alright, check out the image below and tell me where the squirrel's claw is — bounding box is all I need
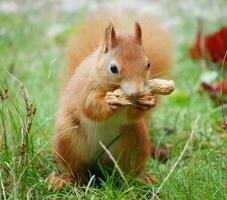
[105,92,131,109]
[143,175,157,184]
[47,172,75,189]
[136,95,156,110]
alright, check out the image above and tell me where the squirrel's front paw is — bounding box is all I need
[105,91,131,110]
[135,94,156,111]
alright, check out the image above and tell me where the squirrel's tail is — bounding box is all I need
[63,9,174,86]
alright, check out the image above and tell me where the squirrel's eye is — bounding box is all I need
[147,62,151,69]
[110,63,118,74]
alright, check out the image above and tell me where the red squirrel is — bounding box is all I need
[53,10,173,182]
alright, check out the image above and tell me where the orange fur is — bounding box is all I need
[54,9,173,179]
[63,10,173,86]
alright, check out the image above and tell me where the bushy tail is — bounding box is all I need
[63,9,174,86]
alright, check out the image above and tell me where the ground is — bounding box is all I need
[0,0,227,199]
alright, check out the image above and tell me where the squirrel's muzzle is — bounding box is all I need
[121,80,144,97]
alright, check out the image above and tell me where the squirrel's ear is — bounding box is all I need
[104,23,117,53]
[134,21,142,45]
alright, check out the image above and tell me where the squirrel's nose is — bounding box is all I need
[121,81,144,96]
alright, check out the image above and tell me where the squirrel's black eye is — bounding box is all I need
[147,62,151,69]
[110,63,118,74]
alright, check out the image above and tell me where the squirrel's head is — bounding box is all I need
[97,22,151,97]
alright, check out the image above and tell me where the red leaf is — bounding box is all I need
[211,80,227,94]
[150,146,169,160]
[190,26,227,65]
[201,80,227,103]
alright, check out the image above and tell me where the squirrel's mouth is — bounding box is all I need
[121,80,144,97]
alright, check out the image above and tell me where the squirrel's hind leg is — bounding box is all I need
[53,110,90,180]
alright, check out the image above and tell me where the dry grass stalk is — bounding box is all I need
[0,88,8,101]
[151,115,200,200]
[20,85,36,135]
[7,71,36,160]
[99,141,128,185]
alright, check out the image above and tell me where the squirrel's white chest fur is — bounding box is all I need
[82,110,128,161]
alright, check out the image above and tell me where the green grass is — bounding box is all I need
[0,1,227,199]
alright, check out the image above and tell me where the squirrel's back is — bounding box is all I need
[63,9,173,87]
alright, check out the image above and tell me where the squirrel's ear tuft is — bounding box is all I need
[104,23,117,53]
[134,21,142,45]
